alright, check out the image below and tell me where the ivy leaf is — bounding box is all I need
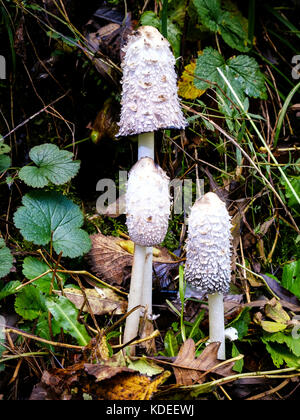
[15,285,46,321]
[14,191,91,258]
[282,260,300,299]
[193,0,249,52]
[22,256,67,294]
[45,296,90,346]
[0,239,13,279]
[19,143,81,188]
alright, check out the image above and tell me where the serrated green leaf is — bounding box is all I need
[263,341,300,368]
[22,256,67,294]
[15,285,46,321]
[14,191,91,258]
[45,296,90,346]
[0,239,13,279]
[0,155,11,173]
[282,260,300,299]
[264,332,300,357]
[193,0,249,52]
[0,281,21,300]
[19,143,80,188]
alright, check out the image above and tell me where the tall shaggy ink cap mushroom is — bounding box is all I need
[185,192,232,294]
[126,157,170,246]
[117,26,188,136]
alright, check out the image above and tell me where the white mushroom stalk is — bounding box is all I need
[184,193,232,360]
[123,157,171,346]
[117,26,187,350]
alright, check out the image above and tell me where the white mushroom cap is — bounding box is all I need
[117,26,188,136]
[185,192,232,294]
[126,157,170,246]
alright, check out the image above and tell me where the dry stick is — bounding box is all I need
[246,379,290,400]
[182,104,300,235]
[3,327,84,350]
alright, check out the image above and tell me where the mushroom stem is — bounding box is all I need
[138,132,155,160]
[141,246,153,318]
[123,244,146,352]
[137,132,155,325]
[208,292,226,360]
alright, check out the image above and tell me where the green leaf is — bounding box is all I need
[0,155,11,173]
[263,341,300,368]
[19,143,80,188]
[230,307,251,339]
[281,176,300,208]
[193,0,249,52]
[164,329,179,357]
[45,296,90,346]
[262,332,300,368]
[127,356,164,376]
[15,285,46,321]
[14,191,91,258]
[282,260,300,299]
[261,321,287,333]
[0,138,11,155]
[35,312,61,345]
[22,256,67,294]
[0,239,13,279]
[232,343,244,373]
[0,281,21,300]
[195,48,267,101]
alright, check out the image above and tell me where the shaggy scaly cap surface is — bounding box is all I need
[185,192,232,294]
[126,157,170,246]
[117,26,188,136]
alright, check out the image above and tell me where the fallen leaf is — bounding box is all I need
[87,233,176,286]
[265,299,290,323]
[89,371,170,400]
[173,339,235,385]
[178,61,206,100]
[84,364,133,382]
[54,287,127,315]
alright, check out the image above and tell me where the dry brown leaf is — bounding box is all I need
[173,339,235,385]
[87,233,176,286]
[54,287,127,315]
[84,364,133,382]
[87,234,133,285]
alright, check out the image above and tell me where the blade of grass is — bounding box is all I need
[161,0,168,38]
[264,5,300,40]
[274,81,300,148]
[217,67,300,206]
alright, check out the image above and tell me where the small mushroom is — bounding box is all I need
[185,192,232,360]
[118,26,187,351]
[123,157,170,346]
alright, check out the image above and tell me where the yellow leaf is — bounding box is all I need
[178,61,206,100]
